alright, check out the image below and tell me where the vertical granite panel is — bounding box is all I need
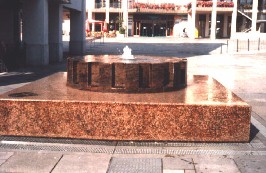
[168,63,174,87]
[150,63,168,89]
[139,64,150,88]
[99,63,112,88]
[87,62,92,85]
[91,62,100,87]
[180,59,187,87]
[66,58,73,84]
[77,62,88,88]
[125,64,139,91]
[163,63,170,86]
[72,60,78,84]
[114,63,126,88]
[173,62,181,88]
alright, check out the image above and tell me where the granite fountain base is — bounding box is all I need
[0,72,251,142]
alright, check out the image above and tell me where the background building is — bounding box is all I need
[86,0,266,39]
[86,0,190,37]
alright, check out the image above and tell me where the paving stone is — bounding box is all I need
[252,116,266,138]
[52,153,111,173]
[0,160,6,165]
[193,155,240,173]
[0,152,61,173]
[185,170,196,173]
[234,156,266,173]
[163,170,184,173]
[107,157,162,173]
[0,152,13,160]
[163,158,194,170]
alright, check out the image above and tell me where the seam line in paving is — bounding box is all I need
[49,154,63,173]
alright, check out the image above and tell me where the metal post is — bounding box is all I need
[258,38,260,51]
[220,43,223,54]
[237,39,239,52]
[248,39,250,51]
[227,40,229,53]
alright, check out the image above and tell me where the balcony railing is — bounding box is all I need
[110,2,121,8]
[95,3,105,8]
[95,2,122,9]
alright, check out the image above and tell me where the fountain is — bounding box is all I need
[66,46,187,93]
[122,45,134,60]
[0,46,251,142]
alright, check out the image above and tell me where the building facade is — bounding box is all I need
[87,0,266,39]
[86,0,190,37]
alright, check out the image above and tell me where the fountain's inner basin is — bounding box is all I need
[67,55,187,93]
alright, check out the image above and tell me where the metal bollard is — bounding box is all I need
[258,38,260,51]
[237,39,239,52]
[227,40,229,53]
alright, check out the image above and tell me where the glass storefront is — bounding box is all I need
[133,14,174,37]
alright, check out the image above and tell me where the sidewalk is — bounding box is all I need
[0,37,266,173]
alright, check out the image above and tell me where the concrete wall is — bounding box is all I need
[0,0,86,67]
[23,0,49,65]
[69,0,86,55]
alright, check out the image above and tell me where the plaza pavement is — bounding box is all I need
[0,37,266,173]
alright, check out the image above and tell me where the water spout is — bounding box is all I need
[122,45,134,60]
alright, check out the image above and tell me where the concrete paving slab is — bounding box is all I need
[234,156,266,173]
[107,157,162,173]
[0,152,13,160]
[185,170,196,173]
[163,158,194,170]
[252,116,266,138]
[250,137,266,149]
[0,160,6,165]
[164,170,184,173]
[257,132,266,147]
[52,153,111,173]
[0,152,62,173]
[193,155,240,173]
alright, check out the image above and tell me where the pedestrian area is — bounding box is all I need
[0,37,266,173]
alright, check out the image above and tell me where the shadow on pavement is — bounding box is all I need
[0,61,66,87]
[250,123,260,142]
[86,42,224,57]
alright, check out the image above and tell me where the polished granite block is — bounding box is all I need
[125,63,139,91]
[67,55,187,92]
[0,73,251,142]
[114,63,126,88]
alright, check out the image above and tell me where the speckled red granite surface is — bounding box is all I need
[0,73,251,142]
[66,56,187,92]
